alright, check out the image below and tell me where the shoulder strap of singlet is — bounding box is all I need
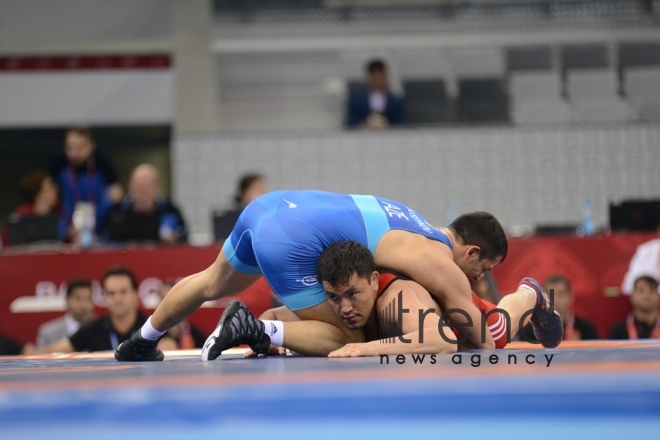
[377,270,408,298]
[436,229,453,249]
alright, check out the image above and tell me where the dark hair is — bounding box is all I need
[102,266,138,291]
[20,171,50,203]
[66,126,93,140]
[634,275,659,292]
[234,173,264,204]
[317,241,375,287]
[66,278,93,298]
[367,59,386,74]
[449,211,508,262]
[545,274,571,292]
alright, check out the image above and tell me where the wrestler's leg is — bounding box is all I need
[117,247,261,362]
[283,301,365,356]
[246,303,364,357]
[495,285,535,338]
[151,249,261,331]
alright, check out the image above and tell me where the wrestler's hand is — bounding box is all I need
[328,343,379,358]
[244,345,286,358]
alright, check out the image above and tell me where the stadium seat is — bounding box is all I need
[619,42,660,69]
[510,71,570,124]
[403,79,455,124]
[507,46,553,72]
[561,44,609,70]
[567,69,637,122]
[624,67,660,121]
[457,78,510,123]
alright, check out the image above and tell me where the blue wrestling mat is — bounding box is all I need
[1,341,660,440]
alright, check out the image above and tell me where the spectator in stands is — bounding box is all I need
[213,173,267,241]
[545,275,598,340]
[1,171,65,245]
[609,275,660,340]
[235,173,267,210]
[346,59,405,129]
[0,334,23,356]
[32,266,168,353]
[49,127,123,242]
[36,279,95,347]
[154,279,207,350]
[100,164,188,244]
[520,275,598,341]
[621,230,660,295]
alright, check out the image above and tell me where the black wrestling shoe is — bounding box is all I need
[520,277,563,348]
[201,300,271,361]
[115,331,164,362]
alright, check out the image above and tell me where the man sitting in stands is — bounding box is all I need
[100,164,188,244]
[610,275,659,340]
[36,278,95,347]
[32,266,172,353]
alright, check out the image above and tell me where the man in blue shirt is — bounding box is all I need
[346,59,406,129]
[100,164,187,244]
[49,127,123,241]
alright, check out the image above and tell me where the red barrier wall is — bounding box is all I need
[491,232,657,339]
[0,245,273,345]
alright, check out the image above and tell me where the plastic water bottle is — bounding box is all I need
[581,199,596,236]
[80,224,93,248]
[73,202,96,248]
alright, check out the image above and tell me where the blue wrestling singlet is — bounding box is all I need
[222,190,452,310]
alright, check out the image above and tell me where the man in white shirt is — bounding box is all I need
[622,236,660,295]
[36,279,95,347]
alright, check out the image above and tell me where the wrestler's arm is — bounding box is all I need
[329,280,457,357]
[374,231,495,349]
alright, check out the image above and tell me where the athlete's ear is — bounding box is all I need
[466,246,481,260]
[370,271,380,287]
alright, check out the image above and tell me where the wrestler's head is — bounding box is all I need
[448,211,507,282]
[317,241,379,330]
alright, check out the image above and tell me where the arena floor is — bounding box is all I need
[1,341,659,440]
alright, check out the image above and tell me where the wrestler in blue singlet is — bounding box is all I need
[222,190,452,310]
